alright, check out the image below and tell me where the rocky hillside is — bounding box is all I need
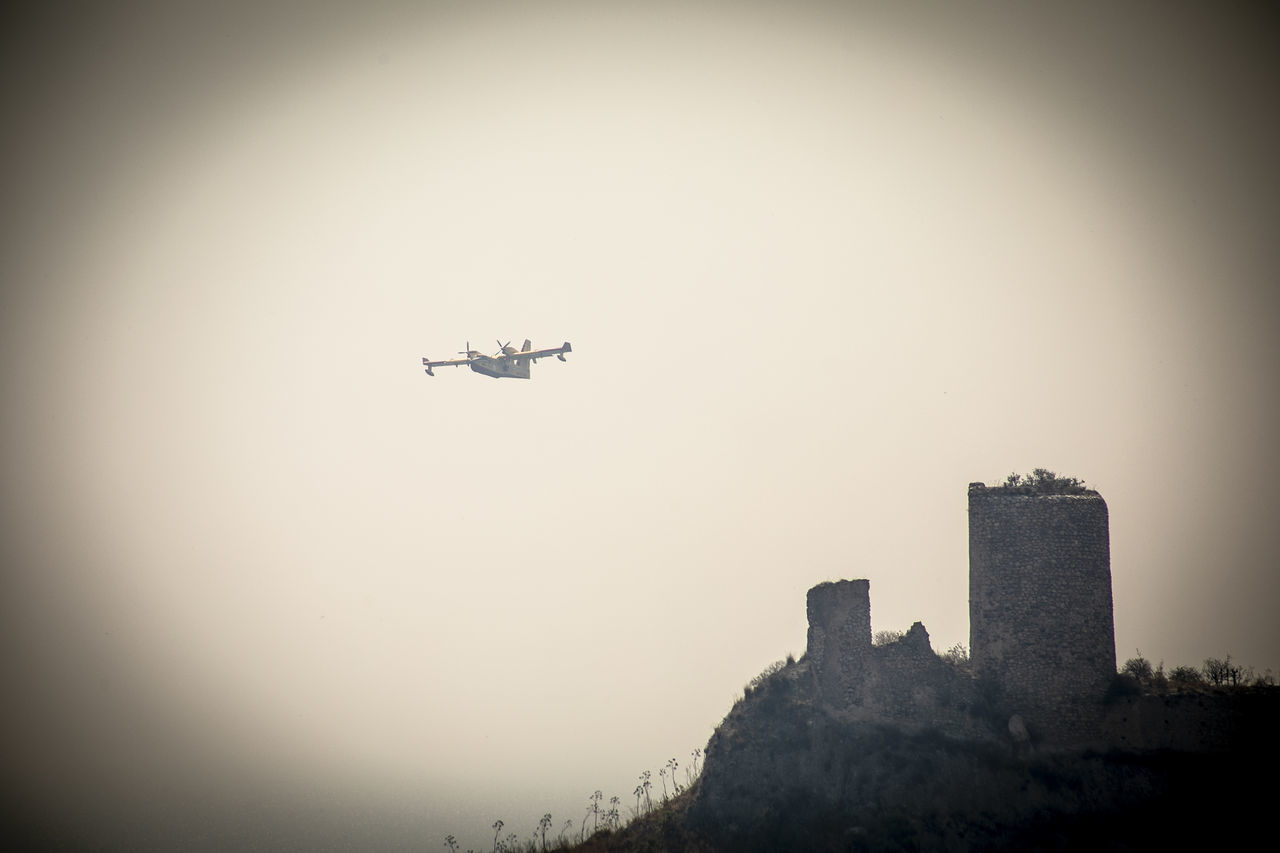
[579,659,1278,852]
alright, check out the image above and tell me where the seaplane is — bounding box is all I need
[422,340,572,379]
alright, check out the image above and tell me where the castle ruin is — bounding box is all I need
[696,478,1276,851]
[802,479,1116,746]
[968,481,1116,742]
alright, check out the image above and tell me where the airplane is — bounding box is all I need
[422,339,572,379]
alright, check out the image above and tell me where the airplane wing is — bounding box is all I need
[422,356,471,376]
[515,341,573,362]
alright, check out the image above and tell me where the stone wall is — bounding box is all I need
[805,580,870,709]
[968,483,1116,744]
[805,581,981,737]
[781,480,1271,768]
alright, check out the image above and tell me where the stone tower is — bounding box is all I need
[968,482,1116,744]
[806,580,871,708]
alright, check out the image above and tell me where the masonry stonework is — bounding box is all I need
[805,580,870,709]
[968,483,1116,743]
[804,580,978,736]
[800,480,1120,747]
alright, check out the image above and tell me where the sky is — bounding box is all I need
[3,1,1278,850]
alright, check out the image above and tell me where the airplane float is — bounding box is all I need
[422,339,572,379]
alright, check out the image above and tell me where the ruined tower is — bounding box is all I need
[806,580,871,708]
[968,482,1116,743]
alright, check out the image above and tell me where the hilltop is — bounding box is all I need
[554,476,1277,851]
[573,659,1276,851]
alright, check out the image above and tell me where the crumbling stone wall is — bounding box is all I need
[805,580,871,709]
[857,622,978,736]
[968,483,1116,744]
[783,480,1268,767]
[805,582,980,736]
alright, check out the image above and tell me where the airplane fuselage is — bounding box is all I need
[469,356,531,379]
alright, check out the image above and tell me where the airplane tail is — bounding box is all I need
[522,339,532,352]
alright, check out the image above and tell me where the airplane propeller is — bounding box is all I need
[458,341,472,356]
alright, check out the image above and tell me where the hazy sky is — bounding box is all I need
[3,2,1278,850]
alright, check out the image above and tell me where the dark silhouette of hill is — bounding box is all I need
[571,666,1278,852]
